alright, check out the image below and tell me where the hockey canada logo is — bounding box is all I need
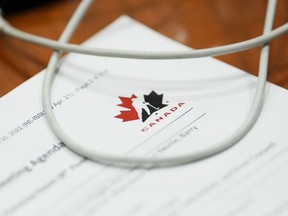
[115,91,168,122]
[115,91,185,132]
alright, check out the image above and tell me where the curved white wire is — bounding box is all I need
[39,0,277,168]
[0,2,286,60]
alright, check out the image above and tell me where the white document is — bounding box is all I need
[0,16,288,216]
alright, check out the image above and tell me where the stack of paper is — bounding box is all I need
[0,16,287,216]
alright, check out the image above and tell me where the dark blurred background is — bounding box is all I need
[0,0,52,14]
[0,0,287,96]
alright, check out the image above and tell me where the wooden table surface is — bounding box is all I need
[0,0,287,97]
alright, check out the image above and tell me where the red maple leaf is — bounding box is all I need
[115,94,140,122]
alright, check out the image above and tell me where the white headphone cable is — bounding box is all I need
[40,0,277,168]
[0,0,286,60]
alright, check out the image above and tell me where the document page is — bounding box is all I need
[0,16,288,216]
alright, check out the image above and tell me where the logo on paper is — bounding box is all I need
[115,91,186,132]
[115,91,168,122]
